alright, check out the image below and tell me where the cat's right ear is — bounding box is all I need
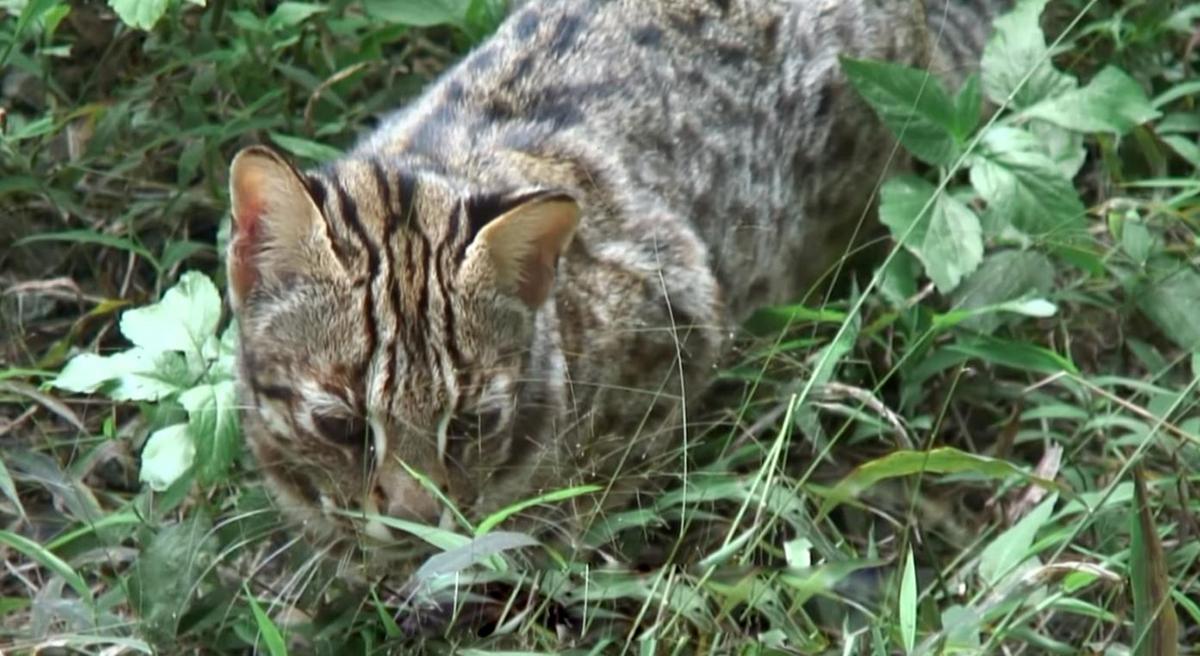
[228,146,325,310]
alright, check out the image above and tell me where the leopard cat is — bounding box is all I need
[227,0,1008,557]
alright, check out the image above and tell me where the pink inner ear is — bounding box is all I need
[228,191,266,304]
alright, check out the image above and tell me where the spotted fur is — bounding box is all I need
[227,0,1006,556]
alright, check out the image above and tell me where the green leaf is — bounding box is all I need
[362,0,469,27]
[15,228,158,268]
[53,348,191,402]
[0,529,92,603]
[266,1,326,30]
[841,57,960,165]
[179,380,240,485]
[879,176,983,293]
[942,605,982,650]
[140,423,195,492]
[475,484,602,536]
[969,126,1087,238]
[953,74,983,139]
[948,335,1078,375]
[413,531,540,585]
[900,547,917,654]
[978,494,1057,586]
[1130,471,1179,655]
[1022,66,1161,135]
[1135,266,1200,350]
[133,513,215,643]
[267,132,342,162]
[951,250,1056,333]
[819,448,1056,515]
[980,0,1076,108]
[244,584,289,656]
[120,271,222,361]
[108,0,172,30]
[0,458,24,519]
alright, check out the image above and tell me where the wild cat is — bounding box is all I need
[225,0,1005,554]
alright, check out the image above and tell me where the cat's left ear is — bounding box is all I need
[467,191,579,308]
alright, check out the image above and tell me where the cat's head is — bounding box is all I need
[226,145,577,548]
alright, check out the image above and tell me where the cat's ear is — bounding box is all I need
[227,145,325,309]
[472,191,579,308]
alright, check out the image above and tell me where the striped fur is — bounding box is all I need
[227,0,1005,559]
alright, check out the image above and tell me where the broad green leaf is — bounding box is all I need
[108,0,171,30]
[53,348,191,402]
[877,249,921,308]
[0,529,92,603]
[942,605,982,650]
[978,494,1057,586]
[819,448,1056,514]
[969,127,1087,238]
[1130,470,1179,655]
[980,0,1076,108]
[362,0,469,27]
[1028,119,1087,178]
[1135,266,1200,350]
[266,1,325,30]
[948,335,1078,375]
[841,57,960,165]
[133,513,215,643]
[140,423,195,492]
[951,250,1055,333]
[953,73,983,140]
[1022,66,1161,135]
[267,132,342,162]
[414,531,540,584]
[120,272,222,360]
[244,584,289,656]
[900,547,917,654]
[879,176,983,293]
[179,380,239,485]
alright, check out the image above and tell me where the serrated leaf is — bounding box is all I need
[952,250,1056,333]
[1135,266,1200,350]
[180,380,240,485]
[953,74,983,139]
[880,176,983,293]
[53,348,191,402]
[981,0,1076,108]
[842,57,960,165]
[978,494,1057,586]
[1022,66,1161,135]
[108,0,172,30]
[362,0,469,27]
[133,513,215,643]
[120,272,221,361]
[1027,119,1087,178]
[969,126,1087,238]
[140,423,194,492]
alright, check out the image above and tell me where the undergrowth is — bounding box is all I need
[1,0,1198,654]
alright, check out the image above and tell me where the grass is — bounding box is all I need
[2,0,1198,654]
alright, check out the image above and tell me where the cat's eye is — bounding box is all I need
[446,408,504,441]
[313,412,370,449]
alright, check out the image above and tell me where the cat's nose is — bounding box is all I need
[376,469,442,525]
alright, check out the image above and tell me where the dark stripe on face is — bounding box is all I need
[303,174,352,267]
[332,181,380,362]
[435,202,465,369]
[370,159,402,393]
